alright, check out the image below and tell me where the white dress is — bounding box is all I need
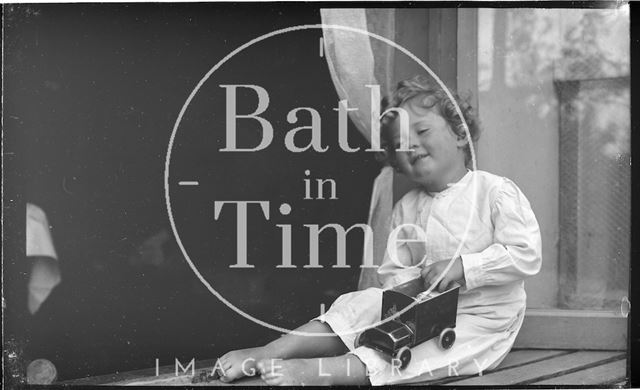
[316,170,542,385]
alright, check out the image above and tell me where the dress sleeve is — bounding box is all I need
[376,195,422,289]
[460,179,542,290]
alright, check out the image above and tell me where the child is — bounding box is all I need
[215,76,542,385]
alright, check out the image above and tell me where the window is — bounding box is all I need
[554,9,630,310]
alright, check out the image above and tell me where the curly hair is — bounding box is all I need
[379,75,481,167]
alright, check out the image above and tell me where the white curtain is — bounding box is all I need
[321,9,397,290]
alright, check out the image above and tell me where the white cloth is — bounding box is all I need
[358,166,394,290]
[321,9,396,143]
[317,170,542,385]
[26,203,61,314]
[27,203,58,260]
[320,9,403,290]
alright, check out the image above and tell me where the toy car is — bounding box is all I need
[354,277,460,369]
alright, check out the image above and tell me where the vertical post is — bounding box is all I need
[457,9,479,115]
[427,9,458,91]
[457,8,479,164]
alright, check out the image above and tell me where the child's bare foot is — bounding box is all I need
[217,347,270,382]
[256,358,330,386]
[257,355,369,386]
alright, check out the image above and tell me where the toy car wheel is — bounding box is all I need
[439,328,456,349]
[394,346,412,369]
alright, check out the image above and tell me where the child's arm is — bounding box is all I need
[460,179,542,291]
[376,192,423,289]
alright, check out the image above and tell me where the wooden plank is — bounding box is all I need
[446,351,623,385]
[514,309,627,350]
[496,349,570,369]
[61,349,623,386]
[106,359,266,386]
[533,359,627,385]
[114,372,264,386]
[59,358,234,385]
[418,349,570,385]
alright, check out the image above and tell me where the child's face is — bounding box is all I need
[388,100,467,189]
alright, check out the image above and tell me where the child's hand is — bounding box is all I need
[421,257,466,293]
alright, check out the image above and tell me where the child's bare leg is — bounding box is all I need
[218,320,348,382]
[257,354,369,386]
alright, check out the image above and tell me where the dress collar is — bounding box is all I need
[427,169,473,198]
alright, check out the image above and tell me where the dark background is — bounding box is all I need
[3,3,380,381]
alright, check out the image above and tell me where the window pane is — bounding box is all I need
[557,77,630,310]
[477,8,630,310]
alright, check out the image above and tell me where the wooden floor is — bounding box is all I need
[421,349,627,386]
[61,349,628,386]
